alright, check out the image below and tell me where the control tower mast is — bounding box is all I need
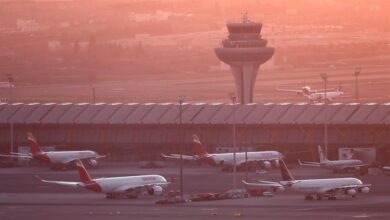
[215,13,274,104]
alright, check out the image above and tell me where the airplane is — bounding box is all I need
[0,132,105,170]
[381,166,390,176]
[162,134,283,171]
[243,160,371,200]
[298,145,366,173]
[277,85,343,103]
[37,159,169,199]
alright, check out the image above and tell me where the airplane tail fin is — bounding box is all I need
[279,160,294,181]
[193,134,209,157]
[75,159,93,183]
[317,145,329,163]
[27,132,43,155]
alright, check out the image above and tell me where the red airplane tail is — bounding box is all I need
[75,159,93,183]
[192,134,209,157]
[279,160,294,181]
[27,132,43,155]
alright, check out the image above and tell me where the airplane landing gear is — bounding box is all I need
[304,195,314,200]
[328,196,337,200]
[316,195,322,200]
[106,193,116,199]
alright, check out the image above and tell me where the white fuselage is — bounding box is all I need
[282,178,362,194]
[210,151,282,166]
[92,175,167,193]
[321,159,362,170]
[309,91,343,101]
[45,151,98,164]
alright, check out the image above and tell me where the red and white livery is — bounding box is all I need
[243,160,371,200]
[0,132,105,169]
[162,134,283,171]
[37,159,169,199]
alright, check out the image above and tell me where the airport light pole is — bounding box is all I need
[320,73,328,158]
[354,67,361,103]
[178,96,185,202]
[245,141,248,183]
[6,74,14,103]
[92,87,96,104]
[229,92,237,190]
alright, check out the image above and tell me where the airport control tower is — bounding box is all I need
[215,13,274,104]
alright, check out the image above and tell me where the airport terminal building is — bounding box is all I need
[0,102,390,163]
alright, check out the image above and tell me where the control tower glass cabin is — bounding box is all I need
[215,14,274,104]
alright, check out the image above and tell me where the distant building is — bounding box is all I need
[16,19,46,32]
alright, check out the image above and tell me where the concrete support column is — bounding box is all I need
[230,63,260,104]
[242,63,260,103]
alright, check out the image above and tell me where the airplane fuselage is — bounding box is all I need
[320,159,362,170]
[81,175,167,193]
[208,151,282,166]
[309,91,343,102]
[282,178,363,194]
[35,150,99,165]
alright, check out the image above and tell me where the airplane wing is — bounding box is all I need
[60,154,106,165]
[322,184,371,194]
[297,159,320,167]
[95,154,106,159]
[235,157,280,167]
[36,175,80,187]
[276,87,302,93]
[242,180,281,188]
[0,154,33,159]
[114,182,170,193]
[161,153,195,161]
[336,164,370,171]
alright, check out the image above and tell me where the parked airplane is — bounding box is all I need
[0,132,105,170]
[298,145,365,173]
[162,134,283,171]
[243,160,371,200]
[277,85,343,103]
[37,159,169,199]
[381,166,390,175]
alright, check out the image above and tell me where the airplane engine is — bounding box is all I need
[360,187,370,194]
[273,186,285,193]
[346,189,356,196]
[147,185,163,196]
[263,161,271,169]
[273,160,280,168]
[87,159,98,168]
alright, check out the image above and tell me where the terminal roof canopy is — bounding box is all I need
[91,103,122,124]
[40,103,72,124]
[125,103,155,124]
[295,104,324,124]
[158,103,189,124]
[9,103,40,124]
[226,104,257,124]
[278,104,308,124]
[243,104,274,124]
[365,103,390,124]
[261,104,291,124]
[0,103,389,125]
[180,103,206,124]
[142,103,173,124]
[313,104,343,124]
[25,103,55,124]
[0,103,23,123]
[192,103,224,124]
[330,104,359,124]
[348,103,378,124]
[58,103,89,124]
[108,103,139,124]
